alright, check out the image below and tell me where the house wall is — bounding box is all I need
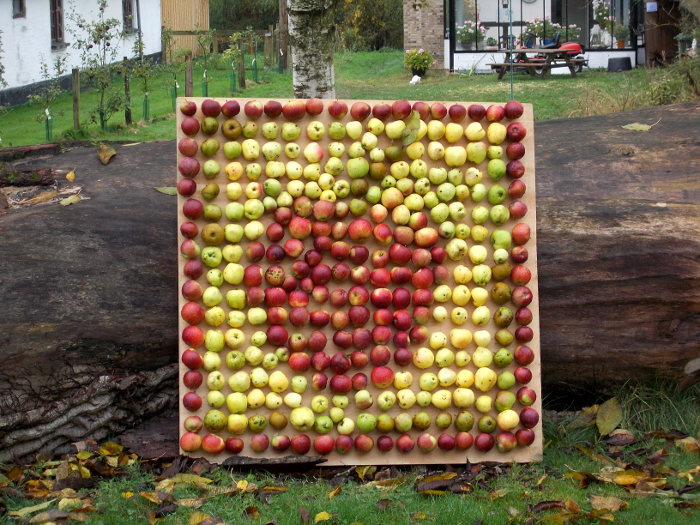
[402,0,445,69]
[0,0,162,91]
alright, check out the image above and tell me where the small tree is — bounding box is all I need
[130,39,156,120]
[68,0,125,130]
[220,32,243,92]
[195,25,216,95]
[27,56,68,141]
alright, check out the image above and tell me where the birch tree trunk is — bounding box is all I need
[287,0,337,98]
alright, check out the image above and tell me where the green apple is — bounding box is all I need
[356,413,377,433]
[281,122,301,141]
[328,121,346,140]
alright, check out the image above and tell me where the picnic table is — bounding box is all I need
[489,48,587,79]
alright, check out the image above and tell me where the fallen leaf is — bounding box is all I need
[675,501,700,509]
[375,498,392,510]
[621,119,660,132]
[568,405,599,429]
[244,505,260,520]
[409,511,432,521]
[402,110,421,146]
[613,470,648,485]
[528,500,566,514]
[7,465,25,483]
[97,143,116,165]
[589,494,629,511]
[154,186,177,195]
[60,194,82,206]
[121,491,135,499]
[66,170,76,182]
[9,499,57,518]
[58,497,84,510]
[28,509,70,523]
[675,437,700,453]
[328,486,342,499]
[314,510,332,523]
[596,397,622,436]
[415,471,458,493]
[24,479,54,499]
[607,429,635,447]
[356,465,376,481]
[188,511,224,525]
[299,507,311,525]
[645,429,688,440]
[489,488,509,500]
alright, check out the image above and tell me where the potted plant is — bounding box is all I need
[404,48,434,77]
[457,20,487,50]
[563,24,581,42]
[486,37,498,50]
[525,17,562,45]
[613,25,629,48]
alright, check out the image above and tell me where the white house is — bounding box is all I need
[1,0,162,95]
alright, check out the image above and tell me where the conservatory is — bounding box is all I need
[444,0,643,72]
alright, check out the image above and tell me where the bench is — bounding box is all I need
[489,58,587,79]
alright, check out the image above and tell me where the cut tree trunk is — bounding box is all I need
[0,104,698,461]
[287,0,337,98]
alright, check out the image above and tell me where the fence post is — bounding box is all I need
[238,41,247,90]
[123,57,132,125]
[71,68,80,130]
[185,55,193,97]
[278,0,288,70]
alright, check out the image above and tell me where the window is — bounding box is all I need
[50,0,64,45]
[13,0,26,18]
[123,0,136,32]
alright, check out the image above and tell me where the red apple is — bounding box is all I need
[183,415,203,432]
[496,431,518,453]
[351,347,369,367]
[348,219,372,243]
[271,434,291,452]
[182,391,202,411]
[510,265,531,285]
[371,366,394,388]
[177,178,197,197]
[413,306,430,325]
[328,100,348,119]
[515,307,533,326]
[372,103,392,120]
[393,310,412,331]
[284,239,305,259]
[392,288,411,309]
[246,242,265,262]
[511,245,529,263]
[506,141,526,160]
[179,99,197,116]
[250,433,270,453]
[369,345,391,366]
[350,266,370,285]
[354,434,374,453]
[288,352,311,371]
[370,268,391,287]
[180,116,200,136]
[512,223,531,246]
[181,348,203,369]
[264,99,283,118]
[305,98,324,115]
[391,99,412,119]
[349,245,369,264]
[409,326,428,344]
[244,100,264,119]
[516,428,536,447]
[335,434,354,454]
[180,432,202,452]
[396,433,415,453]
[520,407,540,428]
[267,325,289,346]
[331,310,349,330]
[330,374,352,393]
[308,330,328,352]
[514,367,533,384]
[517,386,537,406]
[221,100,240,118]
[182,198,203,220]
[417,433,438,452]
[412,101,430,120]
[289,216,312,240]
[178,137,199,157]
[509,201,528,220]
[289,307,310,327]
[448,103,467,122]
[504,100,524,119]
[467,104,487,121]
[290,434,311,454]
[486,104,505,122]
[514,345,535,366]
[352,372,368,390]
[182,370,203,389]
[393,331,410,347]
[182,326,204,347]
[180,301,205,325]
[430,102,447,120]
[511,286,533,307]
[350,101,372,121]
[310,311,331,329]
[437,433,456,451]
[506,122,527,142]
[474,433,495,452]
[455,432,474,450]
[515,326,534,343]
[183,259,204,280]
[393,347,413,366]
[201,98,221,117]
[377,435,394,452]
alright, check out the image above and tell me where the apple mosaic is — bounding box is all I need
[177,98,541,464]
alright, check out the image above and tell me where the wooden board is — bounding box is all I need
[176,98,541,465]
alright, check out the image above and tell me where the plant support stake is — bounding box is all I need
[44,108,52,142]
[202,70,208,97]
[143,92,150,121]
[171,79,179,111]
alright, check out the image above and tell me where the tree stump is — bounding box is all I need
[0,103,698,461]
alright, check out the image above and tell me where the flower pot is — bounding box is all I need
[616,40,624,49]
[411,68,427,77]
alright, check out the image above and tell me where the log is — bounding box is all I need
[0,104,698,461]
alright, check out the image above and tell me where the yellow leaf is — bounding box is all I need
[402,110,421,146]
[177,498,204,508]
[99,442,124,456]
[328,486,342,499]
[613,470,647,485]
[356,465,376,481]
[589,495,629,511]
[596,398,622,436]
[410,511,433,521]
[58,497,84,510]
[314,511,332,523]
[121,492,135,499]
[489,488,509,500]
[139,491,165,504]
[76,451,93,461]
[675,437,700,452]
[97,143,116,165]
[244,505,260,519]
[66,170,76,182]
[8,499,57,518]
[156,474,213,492]
[620,119,660,132]
[28,508,70,523]
[154,186,177,195]
[60,194,82,206]
[189,511,223,525]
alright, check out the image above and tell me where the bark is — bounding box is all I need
[287,0,337,98]
[0,104,698,460]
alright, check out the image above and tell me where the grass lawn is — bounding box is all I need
[0,50,657,147]
[2,384,698,524]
